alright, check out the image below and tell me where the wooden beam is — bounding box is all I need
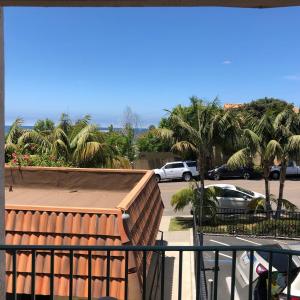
[0,0,300,7]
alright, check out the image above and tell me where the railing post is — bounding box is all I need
[208,279,213,300]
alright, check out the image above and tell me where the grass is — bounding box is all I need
[169,217,193,231]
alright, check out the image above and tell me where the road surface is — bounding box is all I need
[159,178,300,216]
[203,234,296,300]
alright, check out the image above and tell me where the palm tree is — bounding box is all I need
[70,124,113,167]
[227,113,277,213]
[57,113,72,136]
[5,118,25,161]
[248,194,297,213]
[266,109,300,216]
[19,124,70,161]
[6,115,134,169]
[171,183,219,218]
[158,100,239,219]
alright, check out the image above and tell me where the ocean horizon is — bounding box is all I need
[5,125,147,134]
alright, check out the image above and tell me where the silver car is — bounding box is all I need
[205,184,265,209]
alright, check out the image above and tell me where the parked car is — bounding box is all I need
[205,183,265,209]
[270,161,300,180]
[207,164,255,180]
[237,243,300,299]
[154,161,199,182]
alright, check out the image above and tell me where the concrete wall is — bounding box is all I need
[5,166,144,191]
[133,152,180,170]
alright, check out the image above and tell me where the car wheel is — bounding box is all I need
[271,172,280,180]
[243,172,250,180]
[183,172,192,182]
[214,173,220,181]
[155,174,161,183]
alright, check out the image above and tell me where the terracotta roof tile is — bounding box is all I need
[5,168,164,299]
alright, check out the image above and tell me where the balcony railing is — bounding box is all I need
[2,244,300,300]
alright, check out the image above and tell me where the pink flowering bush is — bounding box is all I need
[9,152,31,167]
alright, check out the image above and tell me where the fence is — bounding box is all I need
[193,213,208,300]
[2,244,300,300]
[200,208,300,238]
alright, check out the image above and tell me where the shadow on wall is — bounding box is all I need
[146,238,175,300]
[134,148,236,170]
[163,256,175,300]
[149,255,175,300]
[134,152,181,170]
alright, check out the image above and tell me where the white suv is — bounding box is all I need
[154,161,199,182]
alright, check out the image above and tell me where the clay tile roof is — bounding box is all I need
[223,103,243,109]
[5,166,164,299]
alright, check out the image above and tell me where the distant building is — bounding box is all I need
[223,103,243,110]
[5,166,164,300]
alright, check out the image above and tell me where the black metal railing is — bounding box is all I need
[199,208,300,238]
[2,244,300,300]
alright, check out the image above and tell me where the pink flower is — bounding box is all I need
[12,153,17,158]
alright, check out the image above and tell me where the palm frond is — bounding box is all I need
[6,118,23,144]
[171,187,195,212]
[271,197,297,211]
[153,128,174,141]
[287,135,300,158]
[243,129,261,151]
[171,114,201,143]
[265,140,283,161]
[247,197,266,212]
[227,148,250,169]
[171,141,198,155]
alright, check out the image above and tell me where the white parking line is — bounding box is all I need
[235,237,262,245]
[209,239,232,258]
[225,276,241,300]
[219,252,232,259]
[273,239,288,245]
[210,239,230,246]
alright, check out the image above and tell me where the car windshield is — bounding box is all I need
[236,186,255,196]
[257,245,297,272]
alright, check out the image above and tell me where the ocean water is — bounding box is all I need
[5,125,33,133]
[5,125,147,134]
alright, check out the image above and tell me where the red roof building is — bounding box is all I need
[5,166,164,299]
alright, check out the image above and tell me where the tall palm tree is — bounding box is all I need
[266,109,300,216]
[159,100,239,218]
[227,113,277,213]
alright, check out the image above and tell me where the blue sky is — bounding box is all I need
[4,7,300,126]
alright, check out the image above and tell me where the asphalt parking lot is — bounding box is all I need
[202,234,297,300]
[158,179,300,299]
[159,178,300,216]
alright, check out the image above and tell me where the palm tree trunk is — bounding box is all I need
[276,159,287,218]
[263,163,272,216]
[197,155,205,246]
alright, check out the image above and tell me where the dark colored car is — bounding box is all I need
[207,164,255,180]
